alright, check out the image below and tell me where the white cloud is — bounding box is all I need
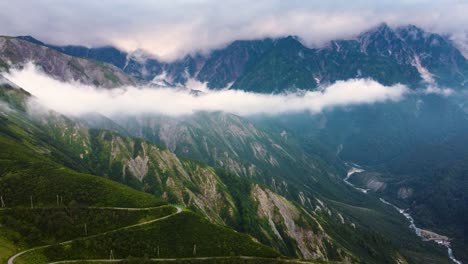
[5,64,408,117]
[424,86,454,96]
[0,1,466,61]
[0,101,14,114]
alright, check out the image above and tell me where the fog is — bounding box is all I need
[5,64,409,117]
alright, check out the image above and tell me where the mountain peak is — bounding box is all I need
[397,24,425,34]
[274,35,304,49]
[375,22,391,32]
[16,35,45,46]
[359,23,395,39]
[395,24,429,42]
[357,23,403,56]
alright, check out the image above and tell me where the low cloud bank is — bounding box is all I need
[5,65,408,116]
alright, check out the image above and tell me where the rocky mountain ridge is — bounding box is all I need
[17,23,468,92]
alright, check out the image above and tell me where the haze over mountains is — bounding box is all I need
[0,18,467,264]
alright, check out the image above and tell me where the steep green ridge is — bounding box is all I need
[1,204,286,264]
[13,99,357,261]
[38,258,315,264]
[75,114,431,262]
[54,114,452,263]
[108,111,360,212]
[0,83,379,262]
[111,112,330,182]
[0,206,176,247]
[0,82,335,262]
[0,85,285,263]
[0,121,163,208]
[24,113,348,261]
[16,211,280,264]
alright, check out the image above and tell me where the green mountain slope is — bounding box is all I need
[16,211,280,263]
[14,107,347,260]
[0,120,163,209]
[0,81,391,263]
[0,85,290,264]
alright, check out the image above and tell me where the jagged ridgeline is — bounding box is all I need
[1,22,465,264]
[17,23,467,92]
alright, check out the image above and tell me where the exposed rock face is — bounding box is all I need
[397,187,413,199]
[196,39,274,89]
[47,122,236,224]
[366,178,386,191]
[126,155,149,181]
[0,37,134,87]
[113,111,319,193]
[252,184,330,260]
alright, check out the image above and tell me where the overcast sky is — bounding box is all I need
[0,0,467,61]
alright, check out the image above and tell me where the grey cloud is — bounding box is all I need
[0,0,467,60]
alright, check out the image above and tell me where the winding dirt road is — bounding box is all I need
[7,206,182,264]
[47,256,312,264]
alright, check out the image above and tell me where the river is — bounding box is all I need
[345,166,462,264]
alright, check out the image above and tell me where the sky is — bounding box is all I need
[0,0,467,61]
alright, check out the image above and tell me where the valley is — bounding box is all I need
[346,166,462,264]
[0,17,466,264]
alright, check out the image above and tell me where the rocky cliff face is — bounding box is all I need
[0,37,134,87]
[111,112,321,185]
[252,184,333,260]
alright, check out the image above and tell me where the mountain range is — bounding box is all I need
[17,23,468,92]
[0,23,467,264]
